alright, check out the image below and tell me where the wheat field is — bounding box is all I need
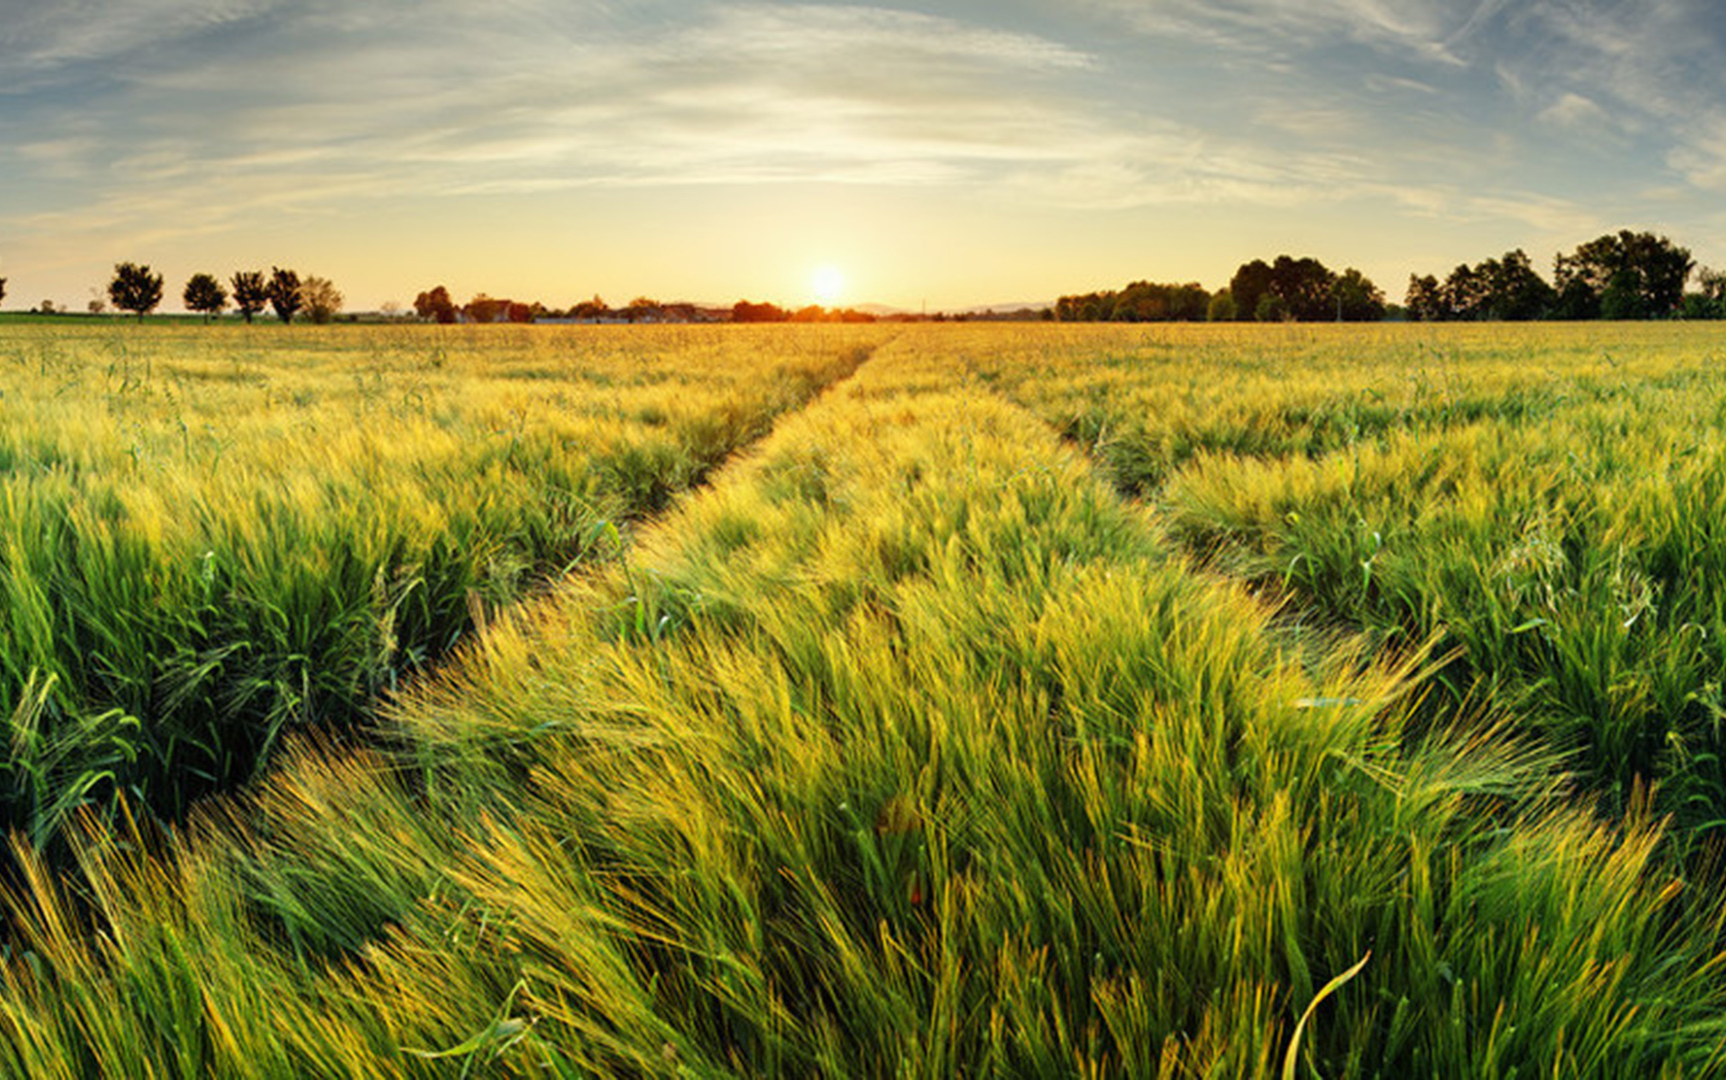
[1,321,1725,1076]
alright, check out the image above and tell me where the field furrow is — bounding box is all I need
[959,322,1726,848]
[0,323,887,844]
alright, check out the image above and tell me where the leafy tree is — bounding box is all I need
[1228,260,1274,322]
[1477,250,1554,320]
[1408,250,1554,321]
[0,277,7,309]
[1552,276,1600,320]
[267,267,303,324]
[231,271,268,324]
[1228,255,1341,321]
[1331,267,1385,321]
[1440,264,1483,320]
[1555,230,1692,319]
[463,294,505,324]
[732,300,787,323]
[1599,268,1647,320]
[506,301,533,324]
[301,276,342,324]
[108,262,165,322]
[1052,281,1209,323]
[1680,267,1726,319]
[1269,256,1334,320]
[624,297,661,323]
[413,286,457,324]
[570,295,610,321]
[1405,274,1443,321]
[1206,290,1236,322]
[1254,293,1289,322]
[182,273,228,323]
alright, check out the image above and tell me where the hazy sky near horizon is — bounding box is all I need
[3,0,1724,311]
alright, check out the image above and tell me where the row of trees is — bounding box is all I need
[1055,256,1386,323]
[1055,281,1210,323]
[104,264,342,324]
[408,287,880,325]
[1405,231,1717,321]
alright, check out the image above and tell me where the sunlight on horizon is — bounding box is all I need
[811,265,846,306]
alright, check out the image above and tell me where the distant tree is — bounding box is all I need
[1477,250,1554,320]
[36,300,56,315]
[506,301,533,324]
[1552,276,1600,320]
[1405,274,1443,321]
[1680,267,1726,319]
[624,297,661,323]
[0,277,7,309]
[231,271,268,324]
[88,298,106,315]
[182,272,229,323]
[1228,255,1336,321]
[379,300,403,320]
[463,294,505,323]
[1408,250,1554,321]
[570,295,611,321]
[1228,260,1275,322]
[108,261,165,322]
[267,267,303,324]
[1254,293,1289,322]
[1330,267,1385,321]
[1555,230,1692,319]
[301,276,342,324]
[1269,256,1335,321]
[1051,281,1209,323]
[1207,290,1237,322]
[732,299,787,323]
[1055,291,1113,321]
[413,286,457,324]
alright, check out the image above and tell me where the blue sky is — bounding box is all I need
[2,0,1723,310]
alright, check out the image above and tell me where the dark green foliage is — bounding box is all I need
[1406,250,1554,321]
[108,262,165,321]
[1555,230,1693,320]
[1054,280,1211,322]
[230,271,267,324]
[182,273,228,322]
[266,267,302,324]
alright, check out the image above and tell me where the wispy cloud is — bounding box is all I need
[2,0,1724,304]
[1,0,1391,246]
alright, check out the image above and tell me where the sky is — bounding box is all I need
[2,0,1724,312]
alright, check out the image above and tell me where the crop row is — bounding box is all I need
[965,322,1726,845]
[0,323,883,843]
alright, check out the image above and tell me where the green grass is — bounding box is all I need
[0,321,885,843]
[0,329,1723,1075]
[954,323,1726,844]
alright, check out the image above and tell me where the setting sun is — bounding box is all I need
[811,265,846,305]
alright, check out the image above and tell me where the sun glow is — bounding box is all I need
[811,265,846,305]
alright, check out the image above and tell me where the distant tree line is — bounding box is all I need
[1406,231,1717,321]
[7,228,1721,325]
[729,300,877,323]
[95,263,343,324]
[404,286,879,325]
[1056,281,1210,323]
[1055,256,1385,323]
